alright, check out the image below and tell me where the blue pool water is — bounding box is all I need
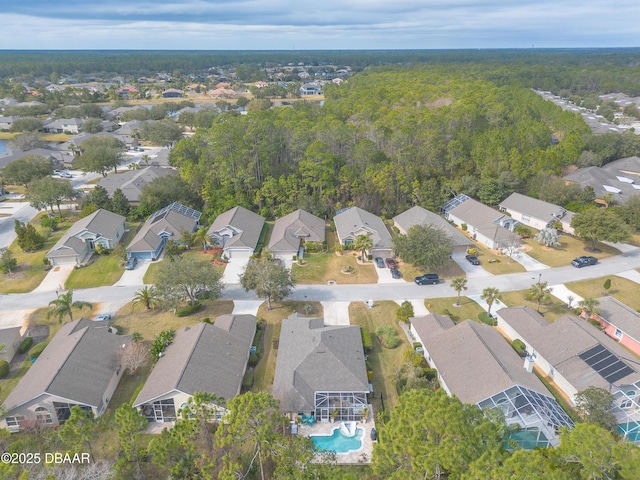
[311,427,364,453]
[618,422,640,442]
[0,140,7,154]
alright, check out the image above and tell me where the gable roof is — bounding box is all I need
[596,296,640,343]
[98,166,177,202]
[446,196,521,246]
[207,206,265,251]
[563,156,640,205]
[393,206,472,248]
[47,209,125,258]
[411,315,548,404]
[3,319,130,412]
[127,202,201,254]
[333,206,392,249]
[273,314,369,413]
[268,209,325,253]
[497,307,640,393]
[133,315,256,406]
[500,193,574,224]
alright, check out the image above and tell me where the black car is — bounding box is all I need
[390,268,401,279]
[571,256,597,268]
[465,255,480,265]
[415,273,439,285]
[124,256,138,270]
[375,257,385,268]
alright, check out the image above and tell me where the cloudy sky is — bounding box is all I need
[2,1,639,50]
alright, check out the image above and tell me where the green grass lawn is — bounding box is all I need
[292,251,378,284]
[143,249,225,284]
[470,243,527,275]
[349,301,410,415]
[566,276,640,311]
[500,289,570,322]
[65,254,124,289]
[523,235,620,267]
[399,258,466,281]
[425,296,485,323]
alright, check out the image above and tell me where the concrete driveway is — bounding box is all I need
[452,252,493,278]
[375,265,406,284]
[507,250,549,272]
[321,301,351,325]
[114,259,152,287]
[232,300,264,315]
[33,264,75,293]
[395,298,430,316]
[222,253,251,284]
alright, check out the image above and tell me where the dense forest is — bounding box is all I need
[168,62,640,222]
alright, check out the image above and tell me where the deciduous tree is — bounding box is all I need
[2,155,53,186]
[155,255,224,307]
[76,136,124,177]
[119,341,149,375]
[571,208,631,251]
[393,225,453,271]
[26,176,74,214]
[574,386,617,432]
[239,257,295,310]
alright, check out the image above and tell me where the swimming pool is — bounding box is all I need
[310,426,364,453]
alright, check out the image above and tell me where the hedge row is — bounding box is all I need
[176,302,202,317]
[29,342,48,360]
[478,312,497,326]
[361,327,372,353]
[18,337,33,354]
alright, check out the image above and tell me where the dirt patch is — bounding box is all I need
[3,270,27,281]
[422,97,454,109]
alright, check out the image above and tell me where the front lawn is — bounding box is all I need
[566,276,640,311]
[292,251,377,284]
[399,258,466,281]
[143,249,225,284]
[523,235,620,268]
[470,244,527,275]
[499,289,570,322]
[65,254,124,289]
[112,300,234,340]
[349,301,411,414]
[424,296,485,323]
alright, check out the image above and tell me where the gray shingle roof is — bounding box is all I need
[133,316,256,406]
[98,166,177,202]
[333,207,392,249]
[596,297,640,343]
[268,209,325,253]
[447,197,521,245]
[563,156,640,205]
[273,314,369,413]
[3,319,130,412]
[393,206,472,248]
[207,206,265,251]
[499,193,574,225]
[411,315,548,404]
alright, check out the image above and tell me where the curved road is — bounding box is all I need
[2,247,640,314]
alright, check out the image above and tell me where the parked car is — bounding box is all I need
[414,273,439,285]
[385,258,398,269]
[54,170,73,178]
[96,313,111,322]
[465,255,481,265]
[390,268,401,279]
[571,256,597,268]
[375,257,385,268]
[124,256,138,270]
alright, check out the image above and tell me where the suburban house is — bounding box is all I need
[393,205,472,253]
[127,202,201,260]
[410,315,574,448]
[1,318,131,432]
[496,306,640,444]
[333,206,393,258]
[273,314,370,422]
[300,82,323,95]
[592,296,640,357]
[499,192,575,234]
[46,209,126,266]
[0,115,18,130]
[133,315,256,423]
[0,148,74,170]
[267,209,325,261]
[563,156,640,206]
[0,326,24,363]
[98,165,177,203]
[442,194,521,250]
[42,118,83,134]
[161,88,183,98]
[207,206,265,259]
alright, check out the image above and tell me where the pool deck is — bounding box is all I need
[299,419,375,464]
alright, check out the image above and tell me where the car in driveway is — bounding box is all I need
[465,255,480,265]
[54,170,73,178]
[124,256,138,270]
[96,313,111,322]
[415,273,439,285]
[390,268,401,279]
[375,257,385,268]
[385,258,398,269]
[571,256,598,268]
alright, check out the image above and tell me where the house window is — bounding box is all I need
[621,400,633,409]
[344,239,353,246]
[35,407,53,425]
[615,329,623,339]
[5,416,24,428]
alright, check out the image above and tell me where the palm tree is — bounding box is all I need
[132,286,158,311]
[141,154,151,166]
[353,234,373,263]
[451,277,468,306]
[579,297,601,319]
[47,290,92,323]
[481,287,502,316]
[527,281,553,312]
[192,226,210,251]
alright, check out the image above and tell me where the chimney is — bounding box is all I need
[523,354,534,373]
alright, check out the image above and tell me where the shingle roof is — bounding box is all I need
[411,315,548,404]
[268,209,325,253]
[98,166,177,202]
[393,206,471,248]
[47,209,125,258]
[333,207,392,249]
[563,156,640,205]
[499,193,574,225]
[207,206,265,251]
[497,307,640,393]
[3,319,130,412]
[596,297,640,343]
[447,197,521,246]
[273,314,369,413]
[133,316,256,406]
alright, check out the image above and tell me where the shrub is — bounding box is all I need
[396,301,414,323]
[512,339,527,357]
[242,369,254,389]
[0,360,9,379]
[412,342,422,350]
[40,215,59,230]
[588,318,602,329]
[467,247,478,255]
[367,370,373,381]
[18,337,33,354]
[248,354,259,366]
[175,302,202,317]
[150,330,175,359]
[478,312,497,326]
[29,342,48,360]
[202,317,211,324]
[461,223,468,231]
[361,327,372,353]
[424,368,437,380]
[376,325,401,349]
